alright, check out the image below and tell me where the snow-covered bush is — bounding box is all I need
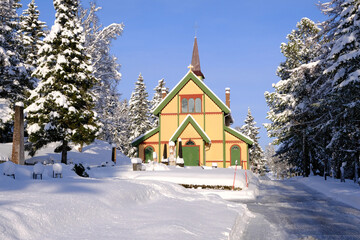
[73,163,89,178]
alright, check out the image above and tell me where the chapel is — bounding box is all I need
[132,37,253,169]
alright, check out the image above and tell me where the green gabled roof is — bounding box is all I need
[170,115,211,143]
[131,127,160,147]
[224,126,254,145]
[153,71,230,115]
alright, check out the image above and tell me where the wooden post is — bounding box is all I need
[112,147,116,164]
[11,103,24,165]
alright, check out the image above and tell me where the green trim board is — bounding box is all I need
[246,143,249,169]
[158,115,161,162]
[224,126,254,145]
[170,115,211,143]
[177,95,179,126]
[153,71,231,116]
[131,127,160,147]
[223,113,226,168]
[203,141,206,165]
[203,93,206,131]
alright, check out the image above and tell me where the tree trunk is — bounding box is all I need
[302,133,309,177]
[61,140,68,164]
[355,153,359,184]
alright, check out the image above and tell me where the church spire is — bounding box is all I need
[190,37,205,80]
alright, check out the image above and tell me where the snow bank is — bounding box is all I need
[91,165,260,201]
[0,139,130,166]
[2,161,16,176]
[0,164,249,240]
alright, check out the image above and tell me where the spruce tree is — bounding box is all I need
[26,0,99,163]
[265,18,322,176]
[238,108,265,172]
[0,0,33,142]
[113,99,130,156]
[319,0,360,181]
[19,0,46,69]
[150,78,166,128]
[128,74,151,157]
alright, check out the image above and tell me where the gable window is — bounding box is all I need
[188,98,195,112]
[181,95,202,113]
[195,98,201,112]
[181,98,188,113]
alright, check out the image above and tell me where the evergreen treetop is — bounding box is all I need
[19,0,47,68]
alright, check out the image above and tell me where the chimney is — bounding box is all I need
[162,87,167,99]
[225,88,230,108]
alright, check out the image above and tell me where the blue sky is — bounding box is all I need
[20,0,327,149]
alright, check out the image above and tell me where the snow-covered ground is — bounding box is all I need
[0,141,255,240]
[268,172,360,211]
[294,175,360,211]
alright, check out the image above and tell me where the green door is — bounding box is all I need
[183,146,199,166]
[231,145,241,166]
[144,147,154,163]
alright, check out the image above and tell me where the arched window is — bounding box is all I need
[188,98,195,112]
[181,98,188,113]
[186,140,195,145]
[195,98,201,112]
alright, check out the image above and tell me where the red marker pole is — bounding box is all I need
[245,171,248,188]
[232,160,238,190]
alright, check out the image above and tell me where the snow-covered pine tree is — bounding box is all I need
[264,143,278,174]
[0,0,33,142]
[319,0,360,181]
[113,99,130,156]
[237,108,265,173]
[150,78,166,128]
[80,2,124,144]
[18,0,46,69]
[128,74,151,157]
[26,0,99,163]
[265,18,322,176]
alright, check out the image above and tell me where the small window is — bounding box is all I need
[188,98,195,113]
[195,98,201,112]
[186,140,195,145]
[182,98,188,113]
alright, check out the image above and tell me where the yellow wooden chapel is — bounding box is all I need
[132,37,253,168]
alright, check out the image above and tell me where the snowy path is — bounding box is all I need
[236,178,360,240]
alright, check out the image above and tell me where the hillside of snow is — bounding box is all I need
[0,141,254,240]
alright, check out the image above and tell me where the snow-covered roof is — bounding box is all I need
[131,127,160,146]
[224,127,253,145]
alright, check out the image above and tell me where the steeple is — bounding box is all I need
[190,37,205,80]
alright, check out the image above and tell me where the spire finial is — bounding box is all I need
[194,22,198,37]
[190,37,205,80]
